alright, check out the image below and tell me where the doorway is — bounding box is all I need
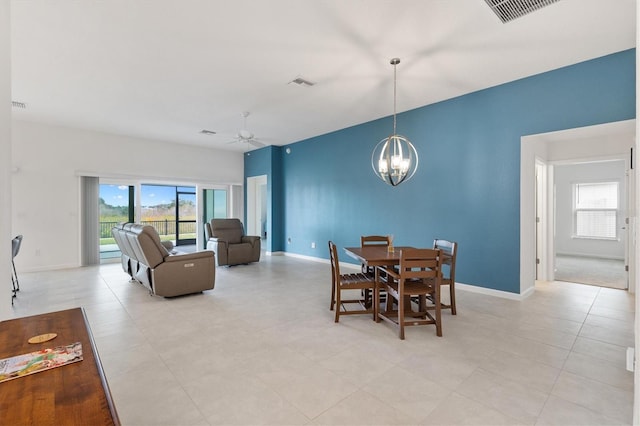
[246,175,268,248]
[521,119,636,294]
[98,183,135,261]
[553,160,627,289]
[176,186,196,246]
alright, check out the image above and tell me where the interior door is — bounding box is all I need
[246,175,267,244]
[625,155,636,292]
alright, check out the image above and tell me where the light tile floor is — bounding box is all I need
[8,255,635,425]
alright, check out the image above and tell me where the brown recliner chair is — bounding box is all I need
[205,219,261,266]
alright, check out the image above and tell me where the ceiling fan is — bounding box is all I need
[227,111,266,148]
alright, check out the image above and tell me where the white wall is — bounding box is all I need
[1,0,12,320]
[554,161,626,259]
[11,120,243,272]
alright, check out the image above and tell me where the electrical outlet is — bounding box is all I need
[311,242,316,249]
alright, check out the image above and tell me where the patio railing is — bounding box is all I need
[100,220,196,239]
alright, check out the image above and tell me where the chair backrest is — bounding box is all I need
[204,222,213,240]
[360,235,391,247]
[398,248,442,283]
[125,224,169,268]
[12,235,23,259]
[433,239,457,283]
[328,241,341,282]
[211,219,244,244]
[360,235,390,274]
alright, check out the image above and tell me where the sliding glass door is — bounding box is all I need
[140,184,196,246]
[99,183,134,260]
[202,188,228,248]
[176,186,196,246]
[99,181,228,256]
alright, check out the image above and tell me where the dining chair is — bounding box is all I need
[360,235,391,276]
[329,241,376,322]
[11,235,23,305]
[376,248,443,339]
[360,235,391,306]
[433,238,458,314]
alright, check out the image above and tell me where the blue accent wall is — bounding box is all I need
[245,49,635,293]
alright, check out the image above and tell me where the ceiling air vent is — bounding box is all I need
[12,101,26,109]
[484,0,561,23]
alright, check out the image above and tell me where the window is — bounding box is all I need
[574,181,618,239]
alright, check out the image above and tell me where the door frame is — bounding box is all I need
[246,175,267,248]
[521,119,636,295]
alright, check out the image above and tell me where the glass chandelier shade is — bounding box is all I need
[372,58,418,186]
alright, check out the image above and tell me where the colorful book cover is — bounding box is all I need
[0,342,83,383]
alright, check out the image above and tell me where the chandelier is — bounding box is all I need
[371,58,418,186]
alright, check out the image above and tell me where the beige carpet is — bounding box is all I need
[555,254,627,289]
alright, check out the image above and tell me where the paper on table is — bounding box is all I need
[0,342,83,383]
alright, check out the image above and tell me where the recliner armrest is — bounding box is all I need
[241,236,260,246]
[209,238,228,248]
[207,238,228,266]
[164,250,215,263]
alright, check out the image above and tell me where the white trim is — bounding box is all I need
[283,251,331,264]
[283,251,363,270]
[23,263,79,273]
[456,282,534,301]
[75,170,242,186]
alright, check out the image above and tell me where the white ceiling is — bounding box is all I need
[10,0,637,152]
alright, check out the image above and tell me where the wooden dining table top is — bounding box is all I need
[344,245,452,267]
[0,307,120,425]
[343,246,415,267]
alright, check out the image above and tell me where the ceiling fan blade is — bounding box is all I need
[248,140,266,148]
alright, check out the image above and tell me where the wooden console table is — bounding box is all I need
[0,307,119,425]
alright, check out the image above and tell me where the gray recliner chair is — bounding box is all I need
[112,223,215,297]
[205,219,261,266]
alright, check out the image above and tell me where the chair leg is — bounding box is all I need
[12,260,19,292]
[330,280,335,311]
[435,286,443,337]
[334,286,340,323]
[398,292,405,340]
[450,282,456,315]
[374,283,380,323]
[11,274,17,305]
[363,289,372,308]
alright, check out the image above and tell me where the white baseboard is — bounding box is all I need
[283,251,331,264]
[456,282,534,301]
[282,252,533,300]
[23,263,80,273]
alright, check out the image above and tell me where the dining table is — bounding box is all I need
[344,245,452,272]
[343,245,451,318]
[343,245,414,270]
